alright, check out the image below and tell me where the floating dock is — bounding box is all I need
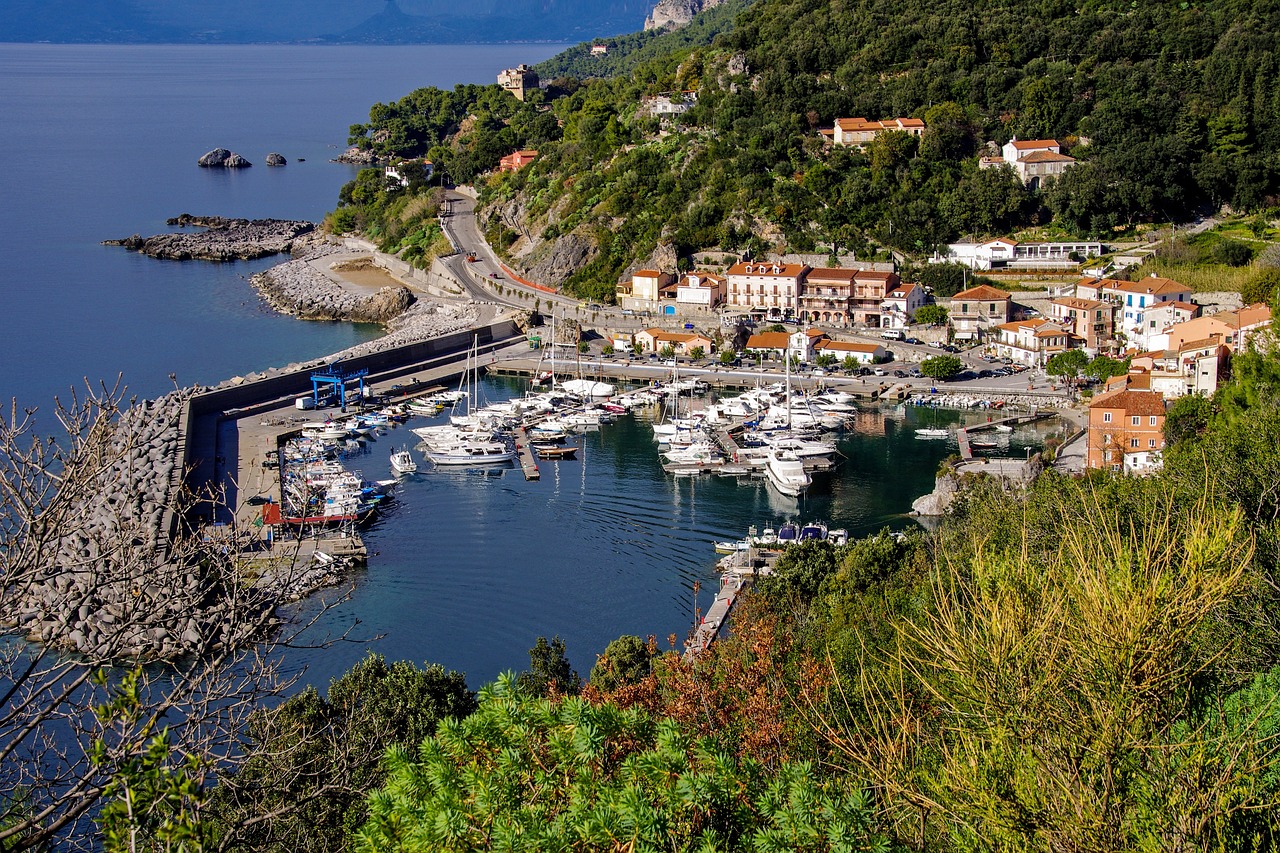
[513,427,540,480]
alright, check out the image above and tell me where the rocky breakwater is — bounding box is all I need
[251,244,415,323]
[104,215,317,261]
[1,388,268,661]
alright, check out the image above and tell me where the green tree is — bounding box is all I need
[842,355,858,373]
[588,635,656,693]
[913,304,949,326]
[1241,268,1280,306]
[720,349,738,365]
[916,264,968,298]
[206,655,475,851]
[920,355,963,381]
[689,346,706,361]
[1046,348,1089,384]
[356,675,896,852]
[516,636,580,698]
[1084,354,1130,382]
[659,344,676,359]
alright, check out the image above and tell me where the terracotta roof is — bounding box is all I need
[853,270,899,282]
[633,269,662,277]
[682,272,725,285]
[745,332,791,349]
[1051,297,1105,310]
[1107,277,1190,296]
[1018,151,1075,164]
[1089,388,1166,416]
[1179,334,1226,352]
[817,340,881,353]
[981,238,1018,248]
[953,285,1011,300]
[1010,138,1059,150]
[1238,303,1272,327]
[996,318,1047,332]
[805,328,827,338]
[727,262,809,278]
[886,283,921,298]
[1162,300,1200,312]
[805,268,856,284]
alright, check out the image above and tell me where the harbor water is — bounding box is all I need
[3,45,1053,689]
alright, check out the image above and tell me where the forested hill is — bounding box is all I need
[337,0,1279,301]
[533,0,755,80]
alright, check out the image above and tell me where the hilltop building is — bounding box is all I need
[498,64,539,101]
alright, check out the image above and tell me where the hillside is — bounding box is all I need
[335,0,1279,301]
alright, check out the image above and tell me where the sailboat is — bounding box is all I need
[423,336,516,467]
[914,405,949,439]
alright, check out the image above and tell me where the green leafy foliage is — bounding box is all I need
[355,674,898,852]
[205,654,475,852]
[516,635,581,698]
[911,304,948,326]
[589,635,657,693]
[920,354,963,380]
[1045,348,1088,381]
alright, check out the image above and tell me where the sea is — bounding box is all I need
[0,44,1053,690]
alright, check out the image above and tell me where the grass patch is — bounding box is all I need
[1137,258,1259,292]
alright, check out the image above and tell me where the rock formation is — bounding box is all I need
[104,216,316,261]
[265,152,287,166]
[197,148,252,168]
[332,146,380,165]
[644,0,725,30]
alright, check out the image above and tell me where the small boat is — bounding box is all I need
[799,521,828,541]
[714,539,751,554]
[532,443,577,460]
[970,439,1000,451]
[994,424,1014,433]
[914,427,950,439]
[826,528,849,547]
[752,527,778,546]
[777,522,800,543]
[390,447,418,475]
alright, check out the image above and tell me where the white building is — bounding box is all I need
[725,261,810,318]
[932,238,1102,270]
[675,272,725,309]
[815,339,885,364]
[977,138,1076,187]
[880,283,927,330]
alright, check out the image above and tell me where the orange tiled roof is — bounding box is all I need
[1089,388,1167,416]
[953,285,1011,300]
[727,262,810,278]
[1010,138,1059,150]
[1018,150,1075,163]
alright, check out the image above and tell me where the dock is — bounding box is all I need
[955,412,1053,461]
[513,427,540,480]
[686,573,746,658]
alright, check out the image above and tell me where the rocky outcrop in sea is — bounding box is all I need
[103,216,317,261]
[265,152,287,166]
[332,146,380,165]
[198,148,252,167]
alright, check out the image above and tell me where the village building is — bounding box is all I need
[1129,300,1201,352]
[991,318,1078,367]
[931,238,1102,270]
[796,268,901,326]
[1157,303,1272,353]
[675,271,726,309]
[626,269,675,303]
[815,339,885,364]
[1087,388,1167,473]
[384,158,433,188]
[1048,297,1113,355]
[590,44,609,55]
[497,64,539,101]
[641,91,697,116]
[725,261,810,319]
[948,284,1012,341]
[743,331,791,360]
[497,149,539,172]
[823,117,925,148]
[978,138,1076,188]
[880,282,928,330]
[632,328,713,356]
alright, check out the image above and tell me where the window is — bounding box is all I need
[1149,438,1157,448]
[989,303,997,313]
[961,303,969,314]
[1131,438,1140,448]
[1103,412,1112,423]
[1104,450,1113,462]
[1127,295,1133,307]
[1149,416,1157,426]
[1131,416,1140,426]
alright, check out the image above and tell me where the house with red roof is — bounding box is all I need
[881,282,927,330]
[1087,388,1167,473]
[1048,297,1114,355]
[977,137,1076,187]
[725,261,810,318]
[825,117,925,148]
[948,285,1012,341]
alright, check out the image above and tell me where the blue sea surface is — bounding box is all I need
[0,43,566,408]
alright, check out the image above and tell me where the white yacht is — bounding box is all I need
[390,447,418,475]
[765,449,811,497]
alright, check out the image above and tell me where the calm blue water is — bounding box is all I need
[3,45,1053,691]
[0,43,566,408]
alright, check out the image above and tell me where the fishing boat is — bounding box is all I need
[914,427,950,439]
[390,446,418,475]
[799,521,829,541]
[776,522,800,543]
[994,423,1014,433]
[713,539,751,555]
[532,443,577,460]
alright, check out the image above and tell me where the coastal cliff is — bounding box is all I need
[644,0,727,29]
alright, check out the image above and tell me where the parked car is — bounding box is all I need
[874,367,887,376]
[893,370,907,378]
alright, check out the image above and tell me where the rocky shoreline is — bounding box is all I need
[0,388,268,660]
[104,215,317,261]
